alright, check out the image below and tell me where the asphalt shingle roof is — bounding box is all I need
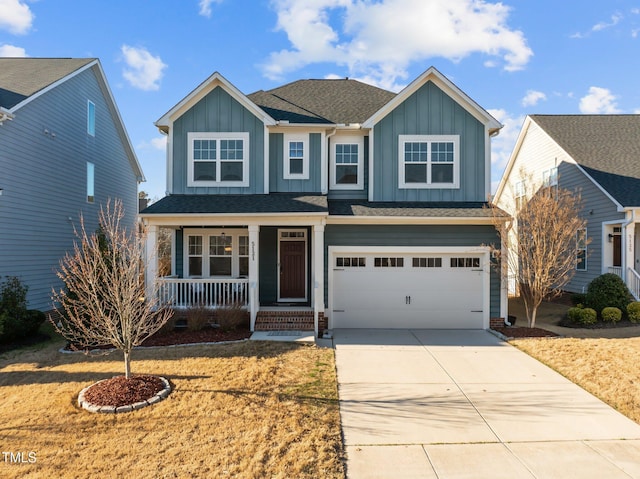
[0,58,95,109]
[141,195,503,219]
[140,194,329,215]
[328,200,500,218]
[247,79,396,125]
[531,114,640,207]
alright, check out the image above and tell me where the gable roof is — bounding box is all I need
[0,58,95,110]
[0,57,144,181]
[531,115,640,208]
[362,66,502,133]
[247,79,396,125]
[155,71,277,132]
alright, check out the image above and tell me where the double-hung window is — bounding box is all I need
[87,100,95,136]
[331,136,364,189]
[283,134,309,179]
[187,132,249,187]
[185,230,249,277]
[399,135,459,188]
[514,180,525,211]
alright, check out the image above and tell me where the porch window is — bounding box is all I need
[184,230,248,278]
[283,134,309,179]
[187,132,249,187]
[399,135,459,188]
[188,235,203,276]
[331,136,364,190]
[209,235,232,276]
[576,228,587,271]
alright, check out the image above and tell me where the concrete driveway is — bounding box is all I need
[334,329,640,479]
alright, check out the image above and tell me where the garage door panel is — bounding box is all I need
[331,252,486,329]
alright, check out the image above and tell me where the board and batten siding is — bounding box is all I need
[323,224,501,318]
[0,66,139,310]
[372,81,486,202]
[171,87,266,195]
[269,133,322,193]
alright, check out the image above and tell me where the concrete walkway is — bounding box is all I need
[334,329,640,479]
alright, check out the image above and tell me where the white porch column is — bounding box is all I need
[313,221,326,337]
[145,224,158,303]
[625,221,635,283]
[248,225,260,331]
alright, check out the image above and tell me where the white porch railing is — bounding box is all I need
[627,268,640,301]
[157,277,249,309]
[608,266,623,278]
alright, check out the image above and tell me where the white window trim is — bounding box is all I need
[87,100,95,137]
[542,167,558,187]
[183,229,249,278]
[398,135,460,189]
[577,228,588,271]
[330,135,364,190]
[283,133,309,180]
[187,132,250,188]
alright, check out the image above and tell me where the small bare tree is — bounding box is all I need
[51,199,173,379]
[492,186,588,328]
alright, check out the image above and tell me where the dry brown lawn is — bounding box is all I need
[0,334,344,478]
[512,337,640,425]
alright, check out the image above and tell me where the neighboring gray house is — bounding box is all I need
[140,67,505,335]
[494,114,640,299]
[0,58,144,311]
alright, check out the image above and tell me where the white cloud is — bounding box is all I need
[198,0,223,18]
[263,0,533,87]
[572,12,623,38]
[579,86,621,114]
[488,108,525,178]
[138,136,167,151]
[0,43,26,56]
[521,90,546,107]
[121,45,167,91]
[0,0,33,34]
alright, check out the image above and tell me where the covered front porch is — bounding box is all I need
[142,217,327,335]
[603,216,640,300]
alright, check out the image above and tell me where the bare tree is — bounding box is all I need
[492,186,588,328]
[51,199,173,379]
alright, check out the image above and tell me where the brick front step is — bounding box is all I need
[255,310,319,331]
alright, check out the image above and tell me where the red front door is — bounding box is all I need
[279,240,306,300]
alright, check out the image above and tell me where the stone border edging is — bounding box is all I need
[78,376,171,414]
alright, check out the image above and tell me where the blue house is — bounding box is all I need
[141,67,505,335]
[0,58,144,311]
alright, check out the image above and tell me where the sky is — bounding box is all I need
[2,0,640,200]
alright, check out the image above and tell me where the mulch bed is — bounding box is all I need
[492,327,559,338]
[83,375,164,408]
[0,333,51,354]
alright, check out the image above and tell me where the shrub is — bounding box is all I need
[579,308,598,325]
[0,277,45,343]
[627,302,640,323]
[215,302,248,332]
[601,307,622,323]
[0,276,28,314]
[570,293,587,306]
[585,273,631,314]
[187,303,212,331]
[567,307,584,323]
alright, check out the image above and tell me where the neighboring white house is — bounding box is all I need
[494,114,640,299]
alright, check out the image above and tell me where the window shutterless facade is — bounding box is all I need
[398,135,459,188]
[87,100,95,136]
[283,134,309,179]
[330,135,364,190]
[86,162,95,203]
[187,132,249,187]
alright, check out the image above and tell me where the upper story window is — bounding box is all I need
[283,134,309,179]
[398,135,459,189]
[87,100,95,136]
[543,167,558,187]
[514,180,525,210]
[187,132,249,187]
[331,136,364,190]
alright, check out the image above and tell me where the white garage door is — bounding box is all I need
[331,251,487,329]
